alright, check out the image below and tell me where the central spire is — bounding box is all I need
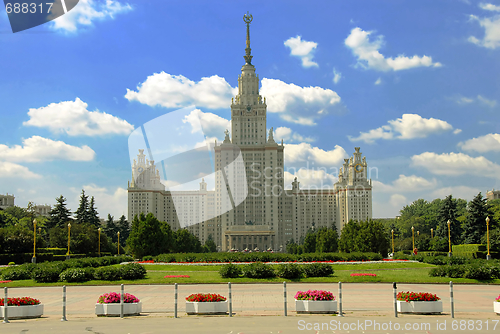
[243,11,253,65]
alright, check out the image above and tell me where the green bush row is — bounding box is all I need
[58,263,147,283]
[429,262,500,280]
[151,251,383,264]
[219,262,334,279]
[0,252,115,265]
[452,244,486,253]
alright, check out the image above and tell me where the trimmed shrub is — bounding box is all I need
[276,263,303,279]
[242,262,275,279]
[120,263,146,280]
[94,266,122,281]
[32,264,62,283]
[0,263,35,280]
[302,263,334,277]
[219,263,242,278]
[447,256,467,265]
[60,267,94,283]
[463,264,492,280]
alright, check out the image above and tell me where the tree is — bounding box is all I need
[435,195,462,244]
[203,234,217,253]
[316,227,338,253]
[3,206,27,220]
[103,214,118,243]
[87,196,100,227]
[47,195,72,229]
[117,215,130,247]
[74,190,90,224]
[303,231,317,253]
[339,219,389,255]
[174,229,202,253]
[286,239,298,254]
[127,213,171,258]
[462,192,491,244]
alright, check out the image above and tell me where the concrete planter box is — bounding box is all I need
[494,301,500,314]
[295,300,337,314]
[397,300,442,314]
[0,304,44,319]
[95,302,142,316]
[186,301,228,315]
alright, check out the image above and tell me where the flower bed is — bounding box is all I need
[95,292,141,317]
[164,275,190,278]
[350,273,377,277]
[0,280,13,283]
[295,290,336,314]
[0,297,43,319]
[494,295,500,314]
[396,291,442,314]
[185,293,228,315]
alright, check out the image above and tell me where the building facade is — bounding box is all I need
[487,190,500,201]
[127,14,372,251]
[0,193,15,210]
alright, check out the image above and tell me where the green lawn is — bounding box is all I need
[2,262,500,287]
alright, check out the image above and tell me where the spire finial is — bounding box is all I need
[243,11,253,64]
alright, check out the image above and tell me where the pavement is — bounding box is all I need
[1,282,500,333]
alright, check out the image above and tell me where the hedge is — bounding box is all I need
[452,244,486,253]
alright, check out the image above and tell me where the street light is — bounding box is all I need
[431,228,433,239]
[67,223,71,260]
[411,226,415,254]
[98,228,101,257]
[447,220,452,257]
[391,229,394,255]
[32,219,37,264]
[486,217,491,260]
[117,231,120,255]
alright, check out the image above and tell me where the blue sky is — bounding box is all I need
[0,0,499,219]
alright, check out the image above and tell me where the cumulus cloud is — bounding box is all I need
[23,98,133,136]
[72,184,128,218]
[332,68,342,84]
[284,143,347,166]
[431,186,482,201]
[50,0,132,33]
[411,152,500,179]
[349,114,455,144]
[374,77,382,85]
[284,169,338,189]
[459,133,500,152]
[284,36,319,68]
[274,127,314,143]
[372,174,437,193]
[0,161,41,179]
[125,72,237,109]
[390,194,408,208]
[260,78,342,125]
[0,136,95,162]
[454,94,497,107]
[468,9,500,49]
[345,27,442,71]
[182,109,231,138]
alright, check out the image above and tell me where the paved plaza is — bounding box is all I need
[1,283,500,333]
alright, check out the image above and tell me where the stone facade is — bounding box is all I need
[0,193,15,210]
[487,190,500,201]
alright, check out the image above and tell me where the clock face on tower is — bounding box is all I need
[354,164,363,173]
[138,167,144,173]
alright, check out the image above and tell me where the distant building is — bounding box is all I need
[486,190,500,201]
[34,204,51,217]
[0,193,15,210]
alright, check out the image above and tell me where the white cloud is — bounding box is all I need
[182,109,231,138]
[50,0,132,33]
[390,194,408,208]
[454,94,497,107]
[431,186,482,201]
[453,129,462,135]
[372,174,437,193]
[0,136,95,162]
[125,72,237,109]
[345,27,442,71]
[480,3,500,11]
[284,143,347,166]
[477,95,497,107]
[284,36,319,68]
[459,133,500,152]
[260,78,342,125]
[0,161,41,179]
[374,77,382,85]
[76,184,128,218]
[284,169,338,189]
[333,68,342,84]
[23,98,133,136]
[349,114,455,143]
[411,152,500,179]
[468,12,500,49]
[274,127,314,143]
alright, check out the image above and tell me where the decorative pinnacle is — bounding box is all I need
[243,11,253,65]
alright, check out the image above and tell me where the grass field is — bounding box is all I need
[2,261,500,287]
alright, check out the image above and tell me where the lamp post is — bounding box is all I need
[66,223,71,260]
[98,228,101,257]
[486,217,491,260]
[391,229,394,255]
[32,219,37,264]
[431,228,433,239]
[117,231,120,255]
[411,226,415,255]
[447,220,452,257]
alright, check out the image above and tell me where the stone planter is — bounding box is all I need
[494,301,500,314]
[95,302,142,316]
[295,300,337,314]
[0,304,44,319]
[186,301,228,315]
[397,300,443,314]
